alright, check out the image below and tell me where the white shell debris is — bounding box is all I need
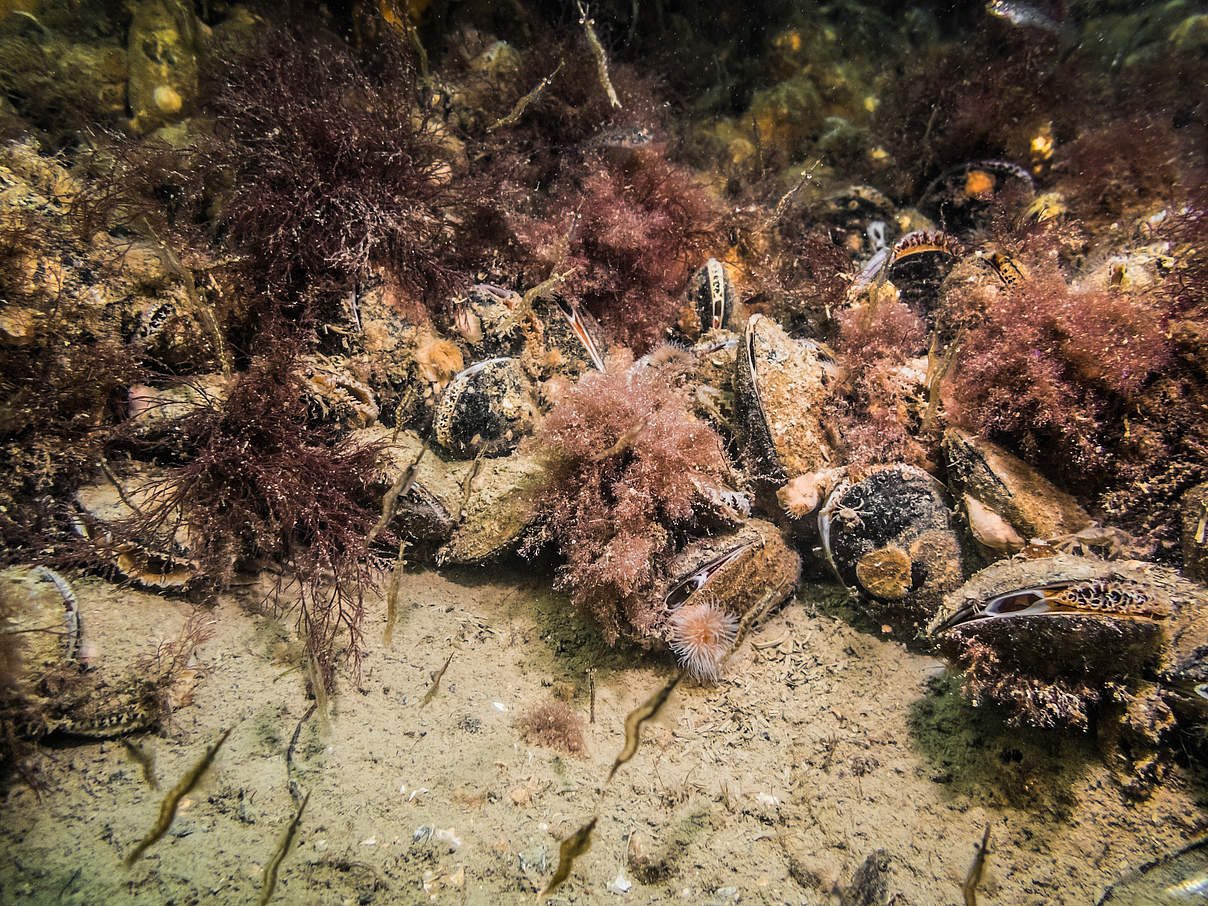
[609,873,634,894]
[493,701,508,712]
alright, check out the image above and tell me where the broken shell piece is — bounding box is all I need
[433,357,538,458]
[943,427,1092,551]
[819,464,966,630]
[963,494,1026,556]
[733,315,834,484]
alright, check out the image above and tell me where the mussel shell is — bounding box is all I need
[885,230,962,314]
[681,258,741,339]
[928,555,1208,679]
[815,185,899,260]
[819,464,965,628]
[943,427,1092,545]
[919,159,1035,237]
[533,294,609,376]
[359,428,541,563]
[439,450,544,565]
[1162,643,1208,731]
[73,465,207,592]
[0,566,79,696]
[732,314,835,483]
[1095,836,1208,906]
[456,284,526,358]
[433,357,538,458]
[660,518,801,622]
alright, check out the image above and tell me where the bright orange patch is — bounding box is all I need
[965,169,995,199]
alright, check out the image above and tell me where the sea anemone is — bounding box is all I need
[668,598,739,682]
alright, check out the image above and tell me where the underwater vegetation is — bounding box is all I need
[130,333,383,683]
[522,351,728,644]
[518,700,586,755]
[513,145,722,351]
[940,259,1171,478]
[210,27,479,312]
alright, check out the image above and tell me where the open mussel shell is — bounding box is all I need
[0,567,166,738]
[679,258,743,340]
[73,465,207,593]
[532,294,609,377]
[1096,835,1208,906]
[819,464,966,629]
[919,159,1035,237]
[1160,643,1208,737]
[814,184,899,260]
[432,357,538,458]
[732,314,836,484]
[929,556,1208,728]
[0,566,79,697]
[661,518,801,623]
[885,230,962,314]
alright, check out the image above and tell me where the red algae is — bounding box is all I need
[522,352,729,644]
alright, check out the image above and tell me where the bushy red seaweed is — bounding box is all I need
[512,148,721,351]
[826,296,932,468]
[130,328,383,682]
[209,28,479,310]
[941,262,1172,488]
[1053,115,1183,225]
[522,352,729,644]
[518,700,586,755]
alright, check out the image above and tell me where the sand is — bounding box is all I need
[0,565,1203,905]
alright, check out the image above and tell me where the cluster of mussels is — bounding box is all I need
[4,123,1205,784]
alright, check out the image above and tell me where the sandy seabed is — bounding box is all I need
[0,565,1202,905]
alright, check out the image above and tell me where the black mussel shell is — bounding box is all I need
[886,230,962,314]
[819,464,966,629]
[815,184,899,260]
[433,357,538,458]
[919,159,1035,237]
